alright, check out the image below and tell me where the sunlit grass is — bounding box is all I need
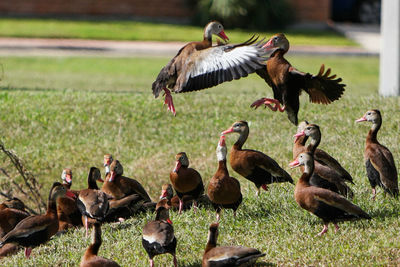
[0,18,357,46]
[1,55,399,266]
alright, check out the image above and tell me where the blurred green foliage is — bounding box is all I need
[188,0,294,30]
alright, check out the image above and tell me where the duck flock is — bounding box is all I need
[0,21,397,266]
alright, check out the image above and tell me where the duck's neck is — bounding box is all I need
[88,178,99,190]
[307,134,320,154]
[367,121,381,143]
[298,163,314,186]
[205,232,217,253]
[203,26,213,46]
[216,160,229,178]
[233,129,249,150]
[46,198,58,216]
[86,224,101,257]
[270,48,287,58]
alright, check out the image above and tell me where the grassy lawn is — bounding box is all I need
[0,18,358,46]
[1,54,400,266]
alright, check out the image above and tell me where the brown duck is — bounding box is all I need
[170,152,204,213]
[356,109,398,199]
[291,152,370,236]
[207,135,242,221]
[202,222,265,267]
[293,122,354,198]
[222,120,293,195]
[80,223,120,267]
[0,182,74,257]
[152,21,267,115]
[252,33,345,125]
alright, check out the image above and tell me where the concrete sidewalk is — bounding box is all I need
[0,23,379,57]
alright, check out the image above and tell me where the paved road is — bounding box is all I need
[0,23,379,57]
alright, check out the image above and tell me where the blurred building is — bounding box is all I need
[0,0,330,23]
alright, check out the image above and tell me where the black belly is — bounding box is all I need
[246,166,288,188]
[310,174,340,194]
[176,182,204,200]
[142,237,177,259]
[313,201,358,223]
[365,159,382,188]
[212,194,243,213]
[8,228,50,248]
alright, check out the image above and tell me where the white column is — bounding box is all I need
[380,0,400,96]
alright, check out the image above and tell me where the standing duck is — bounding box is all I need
[77,167,109,236]
[152,21,267,115]
[170,152,204,213]
[202,222,265,267]
[290,152,371,236]
[80,223,120,267]
[102,160,151,203]
[293,122,354,198]
[356,109,399,199]
[142,206,177,267]
[251,33,345,125]
[222,121,293,195]
[207,135,242,221]
[57,168,82,231]
[0,182,74,257]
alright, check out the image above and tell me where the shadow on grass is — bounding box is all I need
[368,207,399,219]
[181,261,275,267]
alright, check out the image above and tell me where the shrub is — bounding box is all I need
[187,0,294,30]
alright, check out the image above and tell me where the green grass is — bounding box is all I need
[1,54,400,266]
[0,18,357,46]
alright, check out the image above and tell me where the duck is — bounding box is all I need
[290,152,371,236]
[157,183,193,211]
[80,222,120,267]
[0,182,74,257]
[202,222,265,267]
[103,154,113,177]
[142,206,177,267]
[293,122,354,198]
[57,168,82,231]
[77,167,109,236]
[251,33,345,125]
[0,198,26,211]
[356,109,399,199]
[152,21,267,115]
[102,160,152,203]
[222,120,293,195]
[0,198,29,258]
[207,135,242,221]
[0,203,29,238]
[170,152,204,213]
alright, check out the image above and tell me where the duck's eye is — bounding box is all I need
[367,112,371,115]
[274,37,278,41]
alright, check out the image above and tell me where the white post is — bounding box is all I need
[380,0,400,96]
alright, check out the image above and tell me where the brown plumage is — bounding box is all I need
[356,109,399,199]
[142,206,177,267]
[202,222,265,267]
[170,152,204,213]
[207,135,242,221]
[0,198,29,258]
[222,121,293,195]
[293,122,354,198]
[252,33,345,125]
[157,183,193,211]
[0,206,29,238]
[77,167,109,236]
[80,223,120,267]
[101,160,151,203]
[152,21,267,115]
[0,198,26,211]
[0,182,74,258]
[57,168,82,231]
[291,152,371,236]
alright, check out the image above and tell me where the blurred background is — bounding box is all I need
[0,0,381,29]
